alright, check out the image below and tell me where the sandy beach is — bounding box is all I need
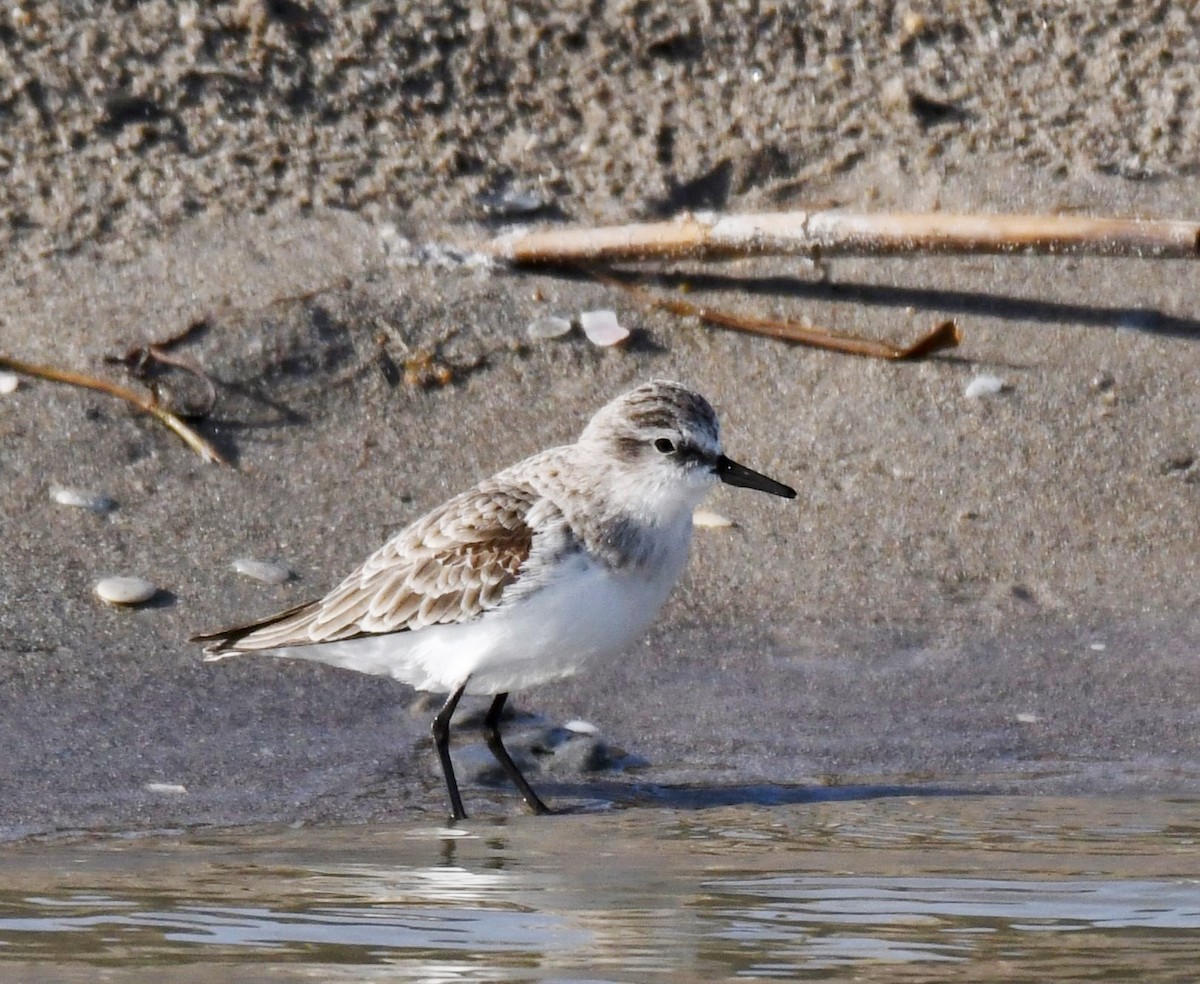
[0,1,1197,839]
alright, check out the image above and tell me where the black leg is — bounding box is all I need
[483,693,552,815]
[431,682,469,822]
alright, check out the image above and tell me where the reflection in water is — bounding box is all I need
[706,875,1200,974]
[1,796,1199,981]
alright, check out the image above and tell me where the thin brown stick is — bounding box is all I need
[672,299,961,359]
[0,354,231,466]
[489,210,1200,263]
[106,339,220,419]
[594,271,960,359]
[144,344,219,416]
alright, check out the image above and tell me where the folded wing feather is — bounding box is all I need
[194,483,540,657]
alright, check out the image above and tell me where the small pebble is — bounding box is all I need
[693,508,735,529]
[51,485,116,514]
[94,576,158,606]
[563,719,599,735]
[527,315,573,340]
[477,186,548,216]
[580,309,630,347]
[880,75,909,112]
[145,782,188,795]
[898,10,926,44]
[1015,712,1041,724]
[964,373,1005,399]
[1089,642,1107,652]
[233,558,292,585]
[0,371,19,394]
[558,737,613,773]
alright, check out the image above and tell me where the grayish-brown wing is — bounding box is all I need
[195,481,544,657]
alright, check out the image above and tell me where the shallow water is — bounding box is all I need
[2,795,1199,982]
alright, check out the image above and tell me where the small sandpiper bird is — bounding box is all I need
[195,380,796,820]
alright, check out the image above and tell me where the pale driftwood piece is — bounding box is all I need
[488,210,1200,263]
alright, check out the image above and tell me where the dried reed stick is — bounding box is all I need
[489,210,1200,264]
[593,271,960,359]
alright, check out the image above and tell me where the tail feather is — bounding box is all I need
[191,599,321,659]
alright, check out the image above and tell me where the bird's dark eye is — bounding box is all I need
[654,438,675,454]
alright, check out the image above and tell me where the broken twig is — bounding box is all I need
[0,354,231,466]
[596,272,960,359]
[106,338,219,419]
[489,210,1200,263]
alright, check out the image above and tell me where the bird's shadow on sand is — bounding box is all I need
[532,778,985,812]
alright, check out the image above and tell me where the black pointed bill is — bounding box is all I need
[715,455,796,498]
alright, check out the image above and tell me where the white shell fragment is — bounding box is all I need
[145,782,188,795]
[964,373,1005,399]
[233,558,292,585]
[477,186,548,216]
[51,485,116,514]
[0,371,18,394]
[563,719,599,735]
[693,508,735,529]
[377,225,497,271]
[580,309,630,347]
[526,315,573,340]
[94,576,159,606]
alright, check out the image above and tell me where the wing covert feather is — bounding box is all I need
[198,482,546,654]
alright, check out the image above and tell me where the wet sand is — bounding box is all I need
[0,3,1198,840]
